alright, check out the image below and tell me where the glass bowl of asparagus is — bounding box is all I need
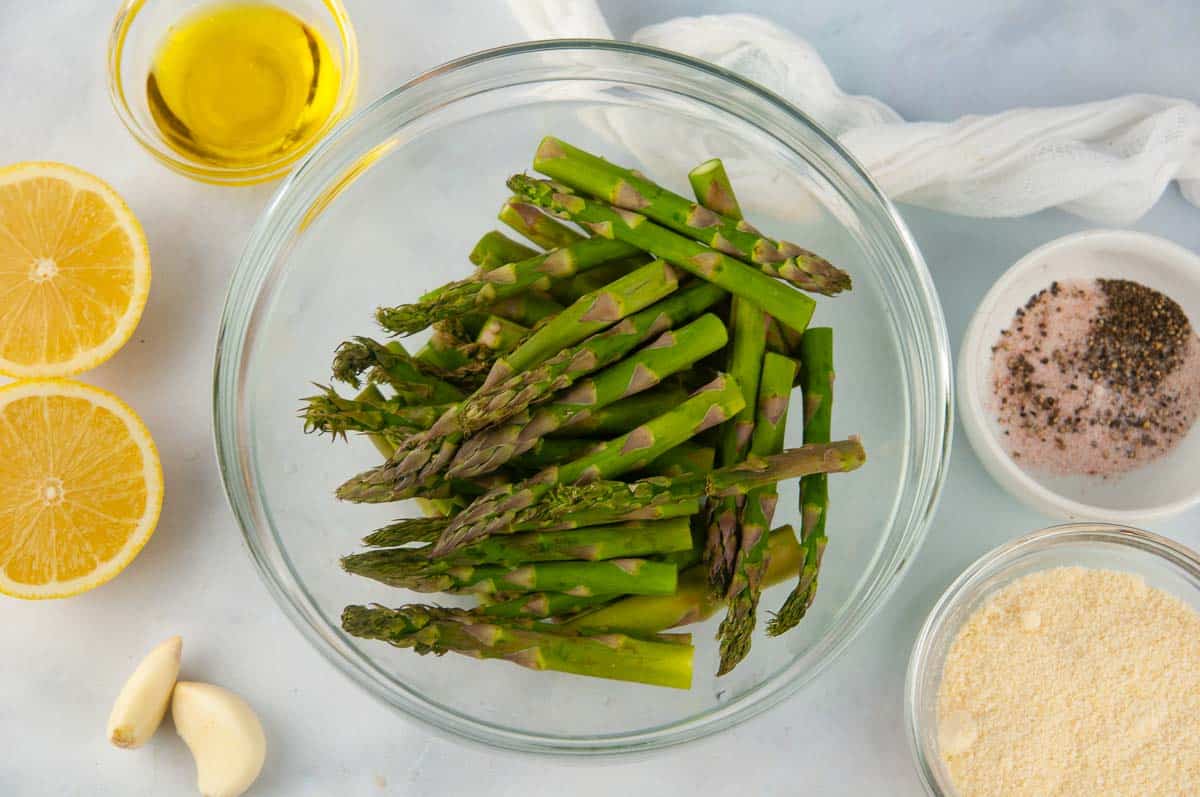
[214,40,952,754]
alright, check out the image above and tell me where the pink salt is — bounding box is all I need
[989,279,1200,477]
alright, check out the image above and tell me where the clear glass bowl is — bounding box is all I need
[108,0,358,184]
[906,523,1200,793]
[214,40,952,754]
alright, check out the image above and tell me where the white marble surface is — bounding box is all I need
[2,2,1199,794]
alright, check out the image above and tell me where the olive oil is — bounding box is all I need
[146,2,340,168]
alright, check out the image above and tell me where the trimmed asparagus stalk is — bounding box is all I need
[454,440,864,541]
[498,197,586,249]
[469,230,539,270]
[342,555,678,597]
[356,517,692,565]
[361,494,705,548]
[507,175,816,334]
[447,314,728,479]
[717,352,797,674]
[342,604,694,689]
[688,156,748,582]
[706,299,770,593]
[533,137,850,295]
[567,525,802,634]
[369,492,694,552]
[769,327,834,636]
[376,236,640,335]
[434,372,746,555]
[687,158,743,219]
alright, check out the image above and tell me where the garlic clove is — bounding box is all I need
[172,681,266,797]
[107,635,182,749]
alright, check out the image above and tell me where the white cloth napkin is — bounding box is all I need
[508,1,1200,224]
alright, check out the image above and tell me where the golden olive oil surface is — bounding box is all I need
[146,2,340,167]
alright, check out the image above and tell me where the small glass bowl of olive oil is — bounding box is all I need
[108,0,358,185]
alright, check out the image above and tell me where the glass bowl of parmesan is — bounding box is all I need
[906,522,1200,796]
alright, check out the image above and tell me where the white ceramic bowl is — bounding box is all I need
[959,229,1200,522]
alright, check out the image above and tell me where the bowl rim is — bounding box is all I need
[957,228,1200,522]
[904,521,1200,794]
[106,0,360,185]
[213,37,953,755]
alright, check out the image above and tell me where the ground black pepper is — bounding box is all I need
[1084,279,1190,395]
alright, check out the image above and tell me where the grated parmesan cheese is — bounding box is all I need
[937,566,1200,796]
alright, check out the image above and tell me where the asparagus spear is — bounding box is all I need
[301,385,448,440]
[476,315,528,353]
[447,313,728,479]
[688,156,767,594]
[533,137,850,295]
[498,197,585,249]
[507,175,816,334]
[469,230,538,270]
[567,525,802,634]
[717,352,798,674]
[341,261,682,502]
[332,338,466,403]
[342,604,694,689]
[361,495,705,548]
[705,299,770,593]
[509,438,713,475]
[342,555,678,597]
[687,157,750,580]
[435,372,746,554]
[355,517,692,564]
[363,516,450,547]
[456,440,865,543]
[769,328,834,636]
[481,591,615,620]
[376,236,640,334]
